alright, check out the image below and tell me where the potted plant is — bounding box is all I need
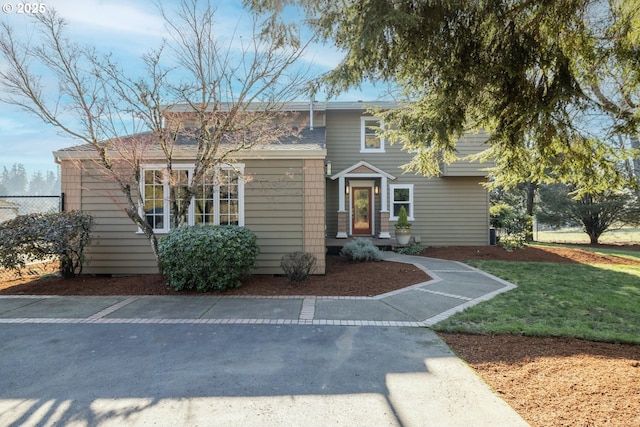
[395,206,411,245]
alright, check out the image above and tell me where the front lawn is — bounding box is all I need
[433,260,640,345]
[535,227,640,245]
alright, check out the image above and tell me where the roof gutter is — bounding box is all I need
[53,146,327,161]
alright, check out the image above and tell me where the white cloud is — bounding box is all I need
[52,0,165,39]
[0,117,34,136]
[302,42,346,70]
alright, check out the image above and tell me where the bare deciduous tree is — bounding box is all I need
[0,0,311,262]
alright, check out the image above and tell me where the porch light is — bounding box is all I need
[374,184,380,195]
[345,185,350,195]
[325,160,332,176]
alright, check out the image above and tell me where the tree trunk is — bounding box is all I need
[123,202,161,271]
[631,136,640,199]
[147,233,161,273]
[525,181,536,241]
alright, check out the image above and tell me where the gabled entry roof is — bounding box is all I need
[329,160,396,180]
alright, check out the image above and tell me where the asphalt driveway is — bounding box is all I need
[0,323,528,426]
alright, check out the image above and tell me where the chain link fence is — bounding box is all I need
[0,195,63,285]
[0,195,62,222]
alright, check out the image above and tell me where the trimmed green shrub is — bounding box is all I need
[158,225,259,292]
[394,241,423,255]
[395,205,411,229]
[0,211,94,278]
[490,203,532,250]
[340,238,382,262]
[280,251,317,282]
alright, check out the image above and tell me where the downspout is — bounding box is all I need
[309,97,314,130]
[54,156,64,212]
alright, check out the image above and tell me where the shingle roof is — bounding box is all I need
[55,127,326,153]
[162,100,400,113]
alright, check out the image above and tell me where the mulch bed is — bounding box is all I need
[0,254,430,296]
[440,333,640,427]
[421,243,640,265]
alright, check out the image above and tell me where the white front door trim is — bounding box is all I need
[348,179,375,236]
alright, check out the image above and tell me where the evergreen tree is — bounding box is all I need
[250,0,640,194]
[1,164,28,195]
[0,167,8,194]
[538,184,640,244]
[0,165,62,195]
[29,170,46,195]
[45,170,61,194]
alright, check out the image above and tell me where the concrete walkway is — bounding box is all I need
[0,253,517,327]
[0,254,530,427]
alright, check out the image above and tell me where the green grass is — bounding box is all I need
[433,261,640,345]
[535,227,640,245]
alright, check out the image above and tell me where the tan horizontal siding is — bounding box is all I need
[83,244,156,254]
[83,230,158,275]
[326,110,411,177]
[76,163,157,275]
[243,159,305,273]
[325,110,489,245]
[76,158,312,275]
[251,230,303,239]
[248,214,304,223]
[410,177,489,246]
[442,131,492,176]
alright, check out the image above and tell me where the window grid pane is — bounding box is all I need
[142,165,243,230]
[219,169,239,225]
[393,203,410,217]
[169,170,190,226]
[193,168,215,225]
[394,188,410,201]
[144,170,164,230]
[194,183,215,225]
[391,186,413,219]
[364,120,381,149]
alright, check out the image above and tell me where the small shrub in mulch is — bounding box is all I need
[340,238,382,262]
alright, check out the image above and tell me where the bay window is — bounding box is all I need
[141,164,244,232]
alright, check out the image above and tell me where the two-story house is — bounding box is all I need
[53,101,490,276]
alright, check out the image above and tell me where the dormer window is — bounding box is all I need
[361,117,385,153]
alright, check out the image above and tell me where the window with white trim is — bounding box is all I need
[390,184,414,220]
[361,117,385,152]
[141,164,244,232]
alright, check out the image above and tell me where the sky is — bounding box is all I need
[0,0,383,176]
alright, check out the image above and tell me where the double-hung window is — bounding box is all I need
[141,164,244,233]
[389,184,414,220]
[360,117,385,153]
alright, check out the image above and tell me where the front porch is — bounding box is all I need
[328,160,396,239]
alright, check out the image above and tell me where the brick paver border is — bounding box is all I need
[0,254,518,328]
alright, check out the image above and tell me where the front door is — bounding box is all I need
[352,187,372,235]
